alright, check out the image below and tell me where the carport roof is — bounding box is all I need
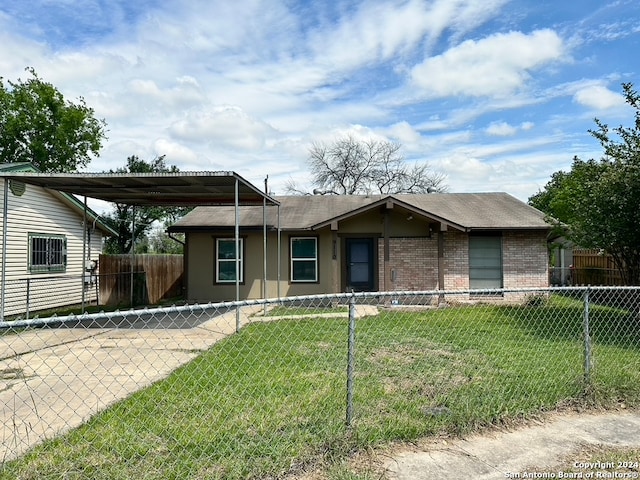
[0,170,278,206]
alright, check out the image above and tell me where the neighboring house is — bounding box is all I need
[0,163,116,318]
[169,192,551,303]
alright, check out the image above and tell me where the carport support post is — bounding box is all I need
[130,205,136,307]
[235,178,241,332]
[346,293,356,427]
[81,196,88,312]
[263,176,267,315]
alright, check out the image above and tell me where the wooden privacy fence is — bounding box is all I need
[98,254,184,306]
[571,249,624,286]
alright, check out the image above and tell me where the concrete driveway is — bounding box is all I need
[1,303,378,463]
[0,306,251,462]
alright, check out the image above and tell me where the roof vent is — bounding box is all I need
[313,189,339,195]
[9,180,25,196]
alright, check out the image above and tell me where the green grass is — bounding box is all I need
[263,305,349,317]
[2,296,639,479]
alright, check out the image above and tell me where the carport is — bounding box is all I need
[0,170,280,322]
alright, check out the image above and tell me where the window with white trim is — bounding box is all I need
[216,238,244,283]
[29,233,67,273]
[290,237,318,282]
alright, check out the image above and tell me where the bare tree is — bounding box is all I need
[288,136,447,195]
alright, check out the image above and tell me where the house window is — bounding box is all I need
[469,235,503,290]
[29,233,67,273]
[291,237,318,282]
[216,238,244,283]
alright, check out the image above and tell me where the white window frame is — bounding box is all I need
[215,237,244,283]
[290,237,318,283]
[28,233,67,273]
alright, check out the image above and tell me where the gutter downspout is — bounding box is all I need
[167,231,185,246]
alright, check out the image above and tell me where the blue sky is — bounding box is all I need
[1,0,639,204]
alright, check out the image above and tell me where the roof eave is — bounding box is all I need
[310,195,467,232]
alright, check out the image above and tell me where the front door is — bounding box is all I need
[346,238,375,292]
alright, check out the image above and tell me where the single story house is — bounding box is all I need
[169,192,551,303]
[0,163,116,318]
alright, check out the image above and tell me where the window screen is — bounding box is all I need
[469,235,503,289]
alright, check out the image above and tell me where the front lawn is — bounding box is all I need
[2,295,639,479]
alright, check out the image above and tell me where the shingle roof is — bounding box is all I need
[170,193,550,232]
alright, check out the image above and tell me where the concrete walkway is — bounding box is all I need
[385,410,640,479]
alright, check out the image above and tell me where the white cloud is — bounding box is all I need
[0,0,635,201]
[436,155,493,181]
[573,85,626,110]
[152,139,199,165]
[484,121,535,137]
[386,121,423,144]
[169,106,276,151]
[311,0,508,71]
[411,29,565,98]
[486,121,518,137]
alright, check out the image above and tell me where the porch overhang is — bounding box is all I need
[0,171,279,207]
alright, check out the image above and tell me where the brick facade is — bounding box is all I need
[502,230,549,289]
[375,230,548,294]
[377,237,438,291]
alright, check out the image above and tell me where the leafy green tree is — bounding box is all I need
[102,156,189,254]
[0,67,107,172]
[148,225,184,254]
[530,83,640,284]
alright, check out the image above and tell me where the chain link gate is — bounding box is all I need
[1,287,639,478]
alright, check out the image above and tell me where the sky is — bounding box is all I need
[1,0,639,208]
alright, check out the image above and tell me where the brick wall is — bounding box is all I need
[377,237,438,291]
[502,230,549,289]
[443,231,469,290]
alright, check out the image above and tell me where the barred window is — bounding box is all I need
[29,234,67,273]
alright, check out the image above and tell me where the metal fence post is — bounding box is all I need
[26,278,31,320]
[346,293,356,427]
[583,286,592,389]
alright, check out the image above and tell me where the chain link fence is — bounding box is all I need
[1,286,639,478]
[0,271,174,321]
[1,274,100,320]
